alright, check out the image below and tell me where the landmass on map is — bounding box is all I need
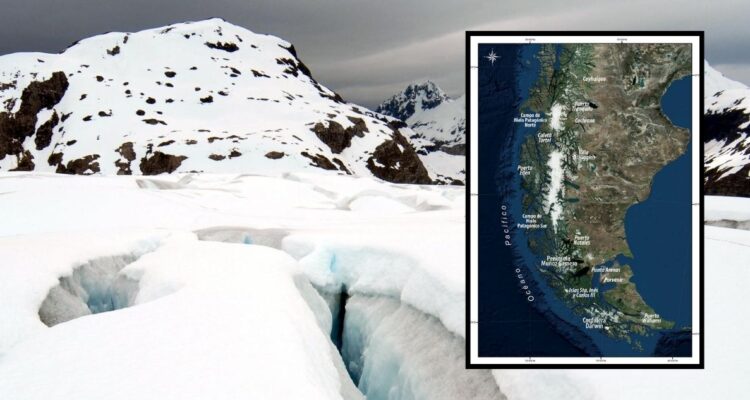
[516,43,691,346]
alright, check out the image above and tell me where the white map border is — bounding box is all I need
[468,34,702,366]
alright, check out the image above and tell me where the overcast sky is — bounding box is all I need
[1,0,748,108]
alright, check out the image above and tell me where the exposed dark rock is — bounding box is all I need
[265,151,284,159]
[311,119,368,154]
[440,143,465,156]
[146,97,156,104]
[332,158,351,175]
[200,95,213,104]
[185,139,197,145]
[96,76,104,82]
[387,120,408,130]
[47,152,63,166]
[0,71,68,160]
[114,142,135,175]
[66,140,77,146]
[311,121,346,153]
[136,109,145,116]
[276,58,312,79]
[301,151,337,170]
[139,151,187,175]
[143,118,166,125]
[366,130,432,184]
[205,41,239,52]
[706,163,750,197]
[229,149,242,158]
[56,154,100,175]
[705,109,750,143]
[157,140,175,147]
[98,110,112,117]
[209,154,226,161]
[280,43,298,57]
[0,81,16,91]
[251,69,269,78]
[164,71,176,78]
[34,111,59,150]
[10,150,34,171]
[107,46,120,56]
[346,116,369,134]
[82,115,92,121]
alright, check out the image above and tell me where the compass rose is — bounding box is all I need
[485,49,499,66]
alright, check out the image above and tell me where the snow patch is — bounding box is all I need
[549,103,565,131]
[545,150,564,230]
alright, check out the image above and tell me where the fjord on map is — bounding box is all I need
[475,41,694,359]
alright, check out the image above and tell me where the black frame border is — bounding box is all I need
[465,30,705,370]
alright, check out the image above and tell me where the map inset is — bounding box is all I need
[474,40,697,361]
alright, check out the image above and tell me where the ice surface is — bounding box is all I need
[706,195,750,223]
[341,295,503,400]
[2,170,749,397]
[39,255,140,326]
[0,235,359,399]
[0,172,472,398]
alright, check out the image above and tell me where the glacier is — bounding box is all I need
[0,171,747,399]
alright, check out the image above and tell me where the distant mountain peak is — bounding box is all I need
[375,81,465,185]
[375,80,450,122]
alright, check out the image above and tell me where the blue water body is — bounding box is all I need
[624,75,693,339]
[661,76,692,129]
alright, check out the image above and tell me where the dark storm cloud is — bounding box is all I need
[1,0,749,107]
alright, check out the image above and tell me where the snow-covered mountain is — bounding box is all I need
[0,19,440,184]
[376,82,465,184]
[704,61,750,196]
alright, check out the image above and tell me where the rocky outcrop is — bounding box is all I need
[311,118,367,154]
[10,150,34,171]
[205,41,239,52]
[0,71,68,162]
[34,111,59,150]
[57,154,101,174]
[265,151,284,159]
[139,151,187,175]
[301,151,338,171]
[114,142,136,175]
[367,130,432,184]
